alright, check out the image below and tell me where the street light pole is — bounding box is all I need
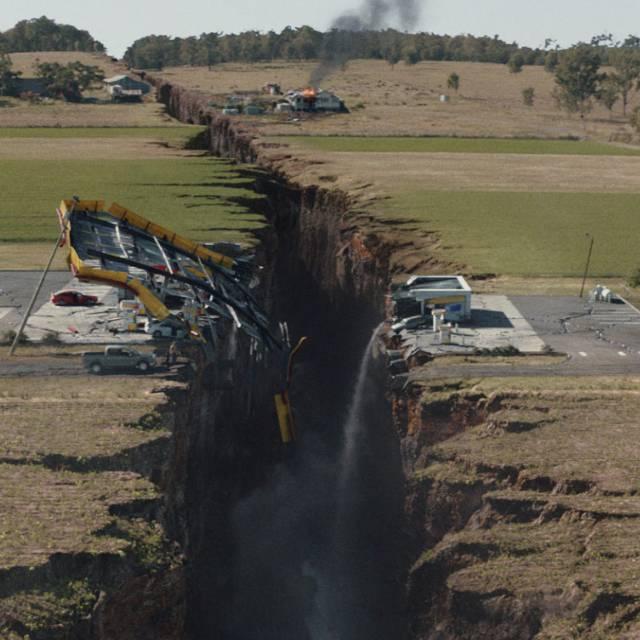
[579,234,594,298]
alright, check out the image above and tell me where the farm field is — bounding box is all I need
[0,127,265,269]
[387,190,640,277]
[163,58,640,283]
[267,135,640,279]
[0,99,174,127]
[0,126,200,140]
[282,135,640,156]
[163,59,639,142]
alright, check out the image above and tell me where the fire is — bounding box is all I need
[302,87,317,99]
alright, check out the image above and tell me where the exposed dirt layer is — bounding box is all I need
[397,375,640,639]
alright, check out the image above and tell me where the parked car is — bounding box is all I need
[391,315,430,334]
[144,319,187,340]
[83,346,156,374]
[51,290,99,306]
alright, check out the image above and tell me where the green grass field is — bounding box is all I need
[388,190,640,277]
[283,136,640,156]
[0,126,204,143]
[0,157,264,245]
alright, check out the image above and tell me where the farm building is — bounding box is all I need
[286,88,346,112]
[104,75,151,101]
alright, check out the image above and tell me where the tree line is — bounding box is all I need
[123,27,551,69]
[0,16,105,54]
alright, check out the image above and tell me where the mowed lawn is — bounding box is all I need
[283,136,640,156]
[0,127,265,268]
[0,158,264,242]
[388,190,640,277]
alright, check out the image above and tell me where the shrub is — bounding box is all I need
[522,87,535,106]
[508,53,525,73]
[447,72,460,92]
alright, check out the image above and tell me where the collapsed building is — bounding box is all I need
[58,198,300,442]
[282,87,347,112]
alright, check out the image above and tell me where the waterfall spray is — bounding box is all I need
[306,327,383,639]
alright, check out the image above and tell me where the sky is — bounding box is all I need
[1,0,640,57]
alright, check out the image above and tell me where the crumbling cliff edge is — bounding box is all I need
[149,76,640,640]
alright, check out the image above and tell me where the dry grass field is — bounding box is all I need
[8,52,124,78]
[0,374,180,637]
[163,59,638,141]
[0,100,174,127]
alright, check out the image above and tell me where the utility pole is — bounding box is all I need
[8,229,65,356]
[579,233,594,298]
[9,198,76,356]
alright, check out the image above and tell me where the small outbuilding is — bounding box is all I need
[104,75,151,102]
[286,88,346,113]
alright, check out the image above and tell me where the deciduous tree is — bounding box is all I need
[522,87,535,106]
[553,44,604,116]
[36,61,104,101]
[598,74,620,116]
[0,53,19,96]
[609,47,640,115]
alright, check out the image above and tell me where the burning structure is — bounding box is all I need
[284,88,347,112]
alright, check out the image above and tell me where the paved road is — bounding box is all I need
[0,358,84,377]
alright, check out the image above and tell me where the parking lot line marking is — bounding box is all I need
[619,351,628,357]
[579,352,588,357]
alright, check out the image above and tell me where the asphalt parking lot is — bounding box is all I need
[0,270,149,344]
[510,295,640,366]
[0,271,70,329]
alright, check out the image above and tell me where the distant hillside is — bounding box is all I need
[0,16,104,54]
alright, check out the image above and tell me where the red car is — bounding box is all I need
[51,290,99,306]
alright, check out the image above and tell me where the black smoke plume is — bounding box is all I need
[310,0,425,86]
